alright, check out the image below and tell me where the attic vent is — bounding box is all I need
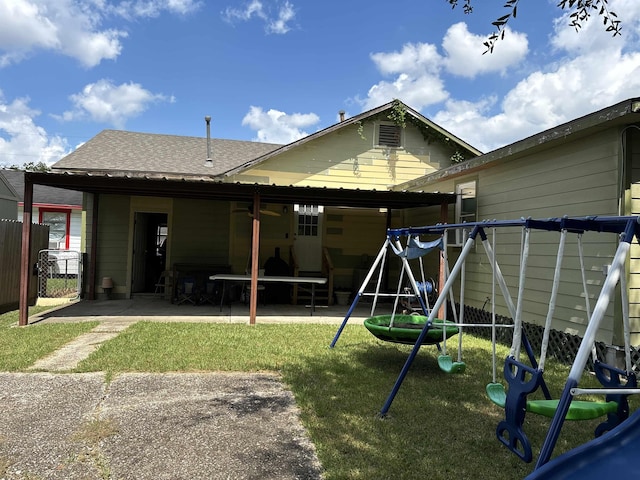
[377,123,401,148]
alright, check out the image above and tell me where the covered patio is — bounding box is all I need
[18,171,456,326]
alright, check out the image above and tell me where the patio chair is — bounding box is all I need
[199,280,218,306]
[176,276,197,305]
[154,270,173,299]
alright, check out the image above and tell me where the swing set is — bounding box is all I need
[330,215,640,471]
[329,230,468,372]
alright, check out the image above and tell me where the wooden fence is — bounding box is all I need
[0,220,49,314]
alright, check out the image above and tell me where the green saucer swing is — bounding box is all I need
[364,314,459,345]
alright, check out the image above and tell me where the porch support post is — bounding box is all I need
[249,191,261,325]
[384,208,392,292]
[438,201,448,319]
[19,179,34,326]
[88,193,99,300]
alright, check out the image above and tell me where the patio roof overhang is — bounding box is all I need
[19,171,455,326]
[24,171,455,209]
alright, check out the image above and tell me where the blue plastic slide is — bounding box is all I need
[526,408,640,479]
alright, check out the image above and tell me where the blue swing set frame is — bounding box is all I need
[330,215,640,474]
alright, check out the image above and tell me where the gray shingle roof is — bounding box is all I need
[53,130,282,176]
[1,169,82,206]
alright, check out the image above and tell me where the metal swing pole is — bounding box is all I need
[379,225,480,416]
[536,235,632,469]
[330,237,390,348]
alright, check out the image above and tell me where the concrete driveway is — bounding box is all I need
[0,372,323,480]
[0,297,375,479]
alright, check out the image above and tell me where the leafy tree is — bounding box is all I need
[4,162,51,172]
[447,0,621,53]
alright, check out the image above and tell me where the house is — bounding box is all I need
[396,97,640,348]
[16,100,479,324]
[2,169,83,290]
[1,169,82,251]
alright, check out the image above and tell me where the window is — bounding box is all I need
[377,123,402,148]
[156,224,167,257]
[454,180,477,245]
[39,208,71,249]
[295,204,323,237]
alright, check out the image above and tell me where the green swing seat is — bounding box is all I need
[486,383,618,420]
[363,314,459,345]
[437,354,466,374]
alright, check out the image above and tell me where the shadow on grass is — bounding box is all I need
[283,337,605,480]
[72,323,618,480]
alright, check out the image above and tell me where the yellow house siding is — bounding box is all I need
[96,195,130,293]
[627,127,640,344]
[171,199,231,266]
[228,202,293,274]
[630,179,640,343]
[407,129,623,343]
[230,122,447,189]
[324,207,390,289]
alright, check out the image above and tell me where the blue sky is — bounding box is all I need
[1,0,640,168]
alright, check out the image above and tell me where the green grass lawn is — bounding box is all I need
[71,321,633,480]
[0,305,97,371]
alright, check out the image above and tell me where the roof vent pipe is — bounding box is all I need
[339,110,345,122]
[204,115,213,167]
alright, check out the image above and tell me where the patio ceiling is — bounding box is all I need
[24,171,456,209]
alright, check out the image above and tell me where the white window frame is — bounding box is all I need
[294,204,324,237]
[453,180,477,246]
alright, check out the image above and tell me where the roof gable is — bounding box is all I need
[50,101,482,186]
[223,100,482,177]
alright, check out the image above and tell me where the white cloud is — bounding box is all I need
[359,24,527,112]
[242,106,319,143]
[442,23,528,78]
[267,1,294,34]
[0,0,202,68]
[357,2,640,153]
[111,0,202,18]
[363,74,449,112]
[361,43,448,111]
[550,0,640,54]
[55,79,174,129]
[222,0,296,34]
[371,42,442,78]
[460,1,640,152]
[434,47,640,152]
[0,91,70,167]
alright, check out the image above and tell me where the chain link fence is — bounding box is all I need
[37,250,82,299]
[455,305,640,373]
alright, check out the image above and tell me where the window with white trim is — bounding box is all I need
[454,180,477,245]
[295,204,323,236]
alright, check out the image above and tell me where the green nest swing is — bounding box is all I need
[364,314,459,345]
